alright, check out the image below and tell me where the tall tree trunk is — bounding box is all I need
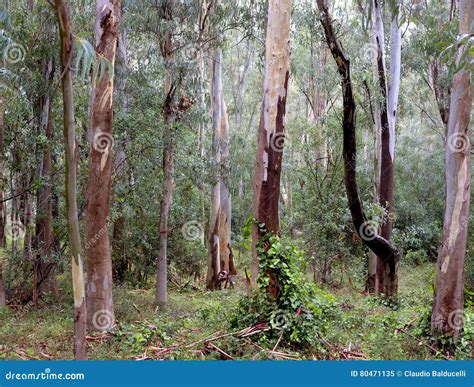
[251,0,292,289]
[155,24,174,306]
[85,0,120,331]
[370,0,400,298]
[55,0,87,359]
[33,58,56,304]
[198,52,206,246]
[431,0,473,338]
[112,28,129,283]
[206,48,223,289]
[316,0,400,285]
[206,47,236,289]
[219,100,235,277]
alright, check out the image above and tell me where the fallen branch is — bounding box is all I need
[205,342,235,360]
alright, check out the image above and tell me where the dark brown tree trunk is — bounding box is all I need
[316,0,400,286]
[55,0,87,359]
[85,0,120,331]
[431,0,473,338]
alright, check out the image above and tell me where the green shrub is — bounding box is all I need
[231,227,338,348]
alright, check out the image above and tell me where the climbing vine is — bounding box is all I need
[232,224,338,347]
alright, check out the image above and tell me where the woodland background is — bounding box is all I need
[0,0,472,360]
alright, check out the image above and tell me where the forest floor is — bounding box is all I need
[0,262,471,360]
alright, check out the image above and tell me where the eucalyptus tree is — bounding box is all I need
[367,0,401,298]
[54,0,87,359]
[251,0,292,289]
[315,0,399,285]
[85,0,121,331]
[206,2,236,290]
[431,0,473,338]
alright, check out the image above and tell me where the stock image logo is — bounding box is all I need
[6,220,25,242]
[181,220,203,241]
[92,309,114,331]
[270,133,289,153]
[270,309,291,331]
[360,42,378,61]
[447,132,470,153]
[93,130,114,154]
[447,309,464,330]
[3,42,26,64]
[359,220,379,241]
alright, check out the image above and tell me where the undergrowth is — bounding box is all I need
[231,227,340,350]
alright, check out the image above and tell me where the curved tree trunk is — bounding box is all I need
[55,0,87,359]
[85,0,120,331]
[251,0,292,290]
[431,0,473,338]
[316,0,400,286]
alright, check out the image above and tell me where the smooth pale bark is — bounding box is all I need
[367,2,382,292]
[85,0,120,331]
[206,48,223,289]
[388,9,401,136]
[218,100,234,276]
[55,0,86,359]
[198,51,206,246]
[431,0,473,338]
[155,25,173,306]
[206,48,236,289]
[316,0,400,277]
[251,0,292,291]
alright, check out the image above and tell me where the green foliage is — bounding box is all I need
[232,227,338,348]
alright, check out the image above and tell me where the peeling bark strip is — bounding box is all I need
[431,0,473,338]
[316,0,399,291]
[55,0,86,359]
[251,0,292,287]
[85,0,120,331]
